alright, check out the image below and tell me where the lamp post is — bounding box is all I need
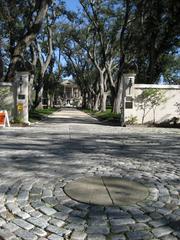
[128,78,133,95]
[19,76,23,94]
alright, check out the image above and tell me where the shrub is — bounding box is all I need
[126,115,138,125]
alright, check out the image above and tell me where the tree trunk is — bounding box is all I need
[87,92,92,109]
[35,26,53,109]
[110,86,115,111]
[28,74,35,110]
[5,0,50,82]
[50,94,54,108]
[34,87,44,109]
[0,58,3,80]
[33,77,44,109]
[99,71,107,112]
[47,96,50,108]
[113,79,123,114]
[82,92,87,109]
[100,92,108,112]
[93,93,100,111]
[0,44,3,80]
[113,97,121,114]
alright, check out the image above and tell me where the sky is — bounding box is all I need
[64,0,80,11]
[56,0,81,79]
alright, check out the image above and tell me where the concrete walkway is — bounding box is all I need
[0,108,180,240]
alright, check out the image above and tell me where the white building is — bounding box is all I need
[60,80,81,107]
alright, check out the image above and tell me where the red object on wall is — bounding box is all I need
[0,112,5,125]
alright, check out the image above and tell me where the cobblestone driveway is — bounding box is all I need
[0,109,180,240]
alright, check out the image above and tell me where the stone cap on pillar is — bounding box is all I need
[15,72,30,86]
[122,73,136,78]
[122,73,136,97]
[15,71,30,76]
[122,73,136,86]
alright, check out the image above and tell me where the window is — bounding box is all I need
[125,96,133,109]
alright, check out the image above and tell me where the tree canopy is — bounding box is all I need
[0,0,179,112]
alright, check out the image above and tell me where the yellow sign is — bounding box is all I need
[17,103,23,112]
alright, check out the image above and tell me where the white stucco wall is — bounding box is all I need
[125,84,180,124]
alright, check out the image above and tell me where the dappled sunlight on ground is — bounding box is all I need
[0,109,180,239]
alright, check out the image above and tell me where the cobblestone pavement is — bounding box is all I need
[0,109,180,240]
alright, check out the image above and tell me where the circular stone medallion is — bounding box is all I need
[64,176,149,206]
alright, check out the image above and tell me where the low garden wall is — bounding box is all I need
[125,84,180,124]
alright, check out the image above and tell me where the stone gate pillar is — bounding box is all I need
[14,71,29,124]
[121,73,136,125]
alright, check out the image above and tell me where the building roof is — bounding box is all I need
[61,79,78,88]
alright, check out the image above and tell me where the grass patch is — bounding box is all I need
[29,107,59,122]
[84,108,121,123]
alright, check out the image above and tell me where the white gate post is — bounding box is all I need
[14,71,30,124]
[121,73,136,125]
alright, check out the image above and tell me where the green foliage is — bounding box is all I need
[137,89,166,107]
[13,116,24,124]
[128,0,180,83]
[1,0,179,114]
[29,107,58,121]
[161,55,180,84]
[136,89,167,124]
[84,108,120,122]
[0,87,11,110]
[126,115,138,125]
[146,89,165,106]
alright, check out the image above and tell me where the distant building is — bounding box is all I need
[60,80,82,107]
